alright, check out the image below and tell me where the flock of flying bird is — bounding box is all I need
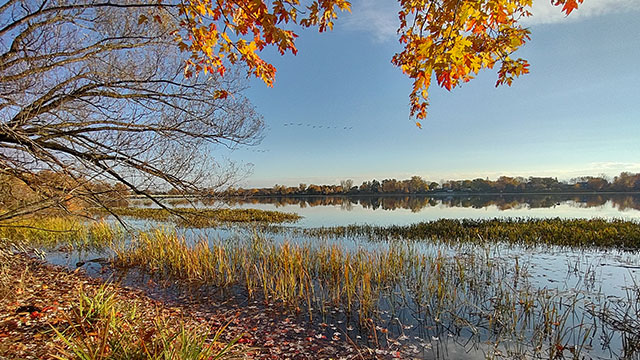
[247,122,354,153]
[283,122,353,130]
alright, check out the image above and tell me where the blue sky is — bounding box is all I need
[220,0,640,188]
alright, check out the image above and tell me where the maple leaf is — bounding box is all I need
[175,0,582,120]
[561,0,582,15]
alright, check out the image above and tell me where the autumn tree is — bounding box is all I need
[612,172,640,192]
[340,179,354,193]
[173,0,583,123]
[0,0,264,222]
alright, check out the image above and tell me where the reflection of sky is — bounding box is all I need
[45,195,640,360]
[223,200,640,228]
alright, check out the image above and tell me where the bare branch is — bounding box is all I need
[0,0,263,223]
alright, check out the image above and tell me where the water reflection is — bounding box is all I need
[128,194,640,228]
[219,194,640,212]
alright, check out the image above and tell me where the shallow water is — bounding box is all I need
[41,194,640,359]
[137,193,640,227]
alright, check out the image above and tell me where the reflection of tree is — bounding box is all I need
[612,196,640,212]
[221,195,640,212]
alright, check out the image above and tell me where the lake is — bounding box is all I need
[151,193,640,227]
[50,193,640,359]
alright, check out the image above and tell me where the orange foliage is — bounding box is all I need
[163,0,351,85]
[170,0,582,121]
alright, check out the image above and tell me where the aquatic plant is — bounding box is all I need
[5,216,640,358]
[0,217,123,251]
[300,218,640,249]
[100,207,300,227]
[109,228,637,358]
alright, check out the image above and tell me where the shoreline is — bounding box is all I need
[127,191,640,200]
[0,251,369,359]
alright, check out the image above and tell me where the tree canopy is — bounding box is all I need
[0,0,263,221]
[174,0,583,122]
[215,172,639,198]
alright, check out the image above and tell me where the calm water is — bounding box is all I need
[152,193,640,227]
[51,194,640,359]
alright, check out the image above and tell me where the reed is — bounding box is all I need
[52,282,241,360]
[100,207,301,227]
[299,218,640,249]
[109,227,627,358]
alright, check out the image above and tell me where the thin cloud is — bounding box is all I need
[586,162,640,172]
[523,0,640,25]
[342,0,399,42]
[343,0,640,42]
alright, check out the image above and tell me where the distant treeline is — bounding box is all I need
[215,172,640,197]
[219,193,640,212]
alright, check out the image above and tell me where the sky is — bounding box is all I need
[218,0,640,188]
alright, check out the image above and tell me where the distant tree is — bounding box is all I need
[612,172,640,192]
[571,176,609,191]
[381,179,398,193]
[370,180,381,193]
[340,179,354,193]
[408,176,428,193]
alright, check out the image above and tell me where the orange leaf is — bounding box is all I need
[562,0,579,15]
[213,90,229,99]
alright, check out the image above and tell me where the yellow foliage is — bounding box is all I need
[176,0,582,121]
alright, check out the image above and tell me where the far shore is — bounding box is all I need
[128,191,640,199]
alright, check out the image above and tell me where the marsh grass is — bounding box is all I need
[53,283,240,360]
[588,277,640,358]
[100,207,300,227]
[110,228,629,358]
[0,217,123,251]
[5,215,640,358]
[299,218,640,249]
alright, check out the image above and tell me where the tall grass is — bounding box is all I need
[53,283,241,360]
[0,217,122,251]
[110,228,624,358]
[4,216,640,358]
